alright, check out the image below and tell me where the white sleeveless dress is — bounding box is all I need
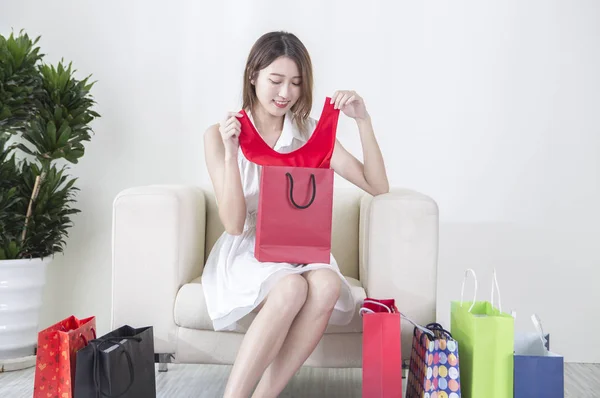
[201,111,356,331]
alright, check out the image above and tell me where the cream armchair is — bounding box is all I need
[111,185,438,369]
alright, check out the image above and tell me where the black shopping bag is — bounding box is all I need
[74,325,156,398]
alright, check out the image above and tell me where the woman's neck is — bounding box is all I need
[251,104,284,139]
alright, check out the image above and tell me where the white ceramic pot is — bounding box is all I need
[0,257,50,371]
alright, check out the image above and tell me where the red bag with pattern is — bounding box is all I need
[33,315,96,398]
[239,97,339,264]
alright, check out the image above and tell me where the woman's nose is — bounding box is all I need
[278,84,290,98]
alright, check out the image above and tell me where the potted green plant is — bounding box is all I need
[0,31,99,371]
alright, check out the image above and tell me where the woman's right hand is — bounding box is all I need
[219,112,243,158]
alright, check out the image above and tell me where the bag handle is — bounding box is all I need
[399,312,435,337]
[460,268,478,312]
[491,268,502,312]
[359,299,394,315]
[91,336,142,398]
[359,301,436,339]
[425,322,453,339]
[531,314,548,349]
[79,327,97,346]
[286,172,316,209]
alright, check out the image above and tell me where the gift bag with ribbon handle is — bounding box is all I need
[360,298,403,398]
[238,97,339,264]
[33,315,96,398]
[450,269,514,398]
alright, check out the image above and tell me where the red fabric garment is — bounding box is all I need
[238,97,339,168]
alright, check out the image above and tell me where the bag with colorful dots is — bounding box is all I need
[404,312,462,398]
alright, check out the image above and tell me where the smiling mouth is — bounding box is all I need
[273,100,290,108]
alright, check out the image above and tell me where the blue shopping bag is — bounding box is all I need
[514,315,564,398]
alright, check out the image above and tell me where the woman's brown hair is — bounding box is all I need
[242,31,313,135]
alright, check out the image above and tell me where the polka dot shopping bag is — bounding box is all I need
[404,312,462,398]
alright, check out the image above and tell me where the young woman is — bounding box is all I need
[202,31,389,398]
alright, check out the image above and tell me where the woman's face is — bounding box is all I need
[253,56,302,117]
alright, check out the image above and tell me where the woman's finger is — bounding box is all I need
[344,94,356,107]
[223,129,237,140]
[225,124,239,136]
[334,92,345,109]
[330,91,339,105]
[337,92,350,109]
[224,117,239,129]
[222,112,242,127]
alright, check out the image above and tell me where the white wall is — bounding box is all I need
[2,0,598,363]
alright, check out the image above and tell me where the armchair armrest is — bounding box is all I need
[359,189,439,356]
[111,185,206,354]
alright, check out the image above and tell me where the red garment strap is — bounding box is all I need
[238,97,339,168]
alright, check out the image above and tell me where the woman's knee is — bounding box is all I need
[305,269,341,313]
[267,274,308,312]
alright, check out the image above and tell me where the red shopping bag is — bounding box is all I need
[360,298,403,398]
[33,315,96,398]
[256,165,334,263]
[239,97,339,264]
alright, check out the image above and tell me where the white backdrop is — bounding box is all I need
[2,0,598,363]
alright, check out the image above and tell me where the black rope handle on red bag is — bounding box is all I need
[286,172,316,209]
[79,328,97,346]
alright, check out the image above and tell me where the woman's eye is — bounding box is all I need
[269,79,301,86]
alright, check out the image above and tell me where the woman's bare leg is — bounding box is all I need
[251,269,341,397]
[223,274,308,398]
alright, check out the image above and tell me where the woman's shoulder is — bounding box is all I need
[204,123,223,150]
[204,123,220,139]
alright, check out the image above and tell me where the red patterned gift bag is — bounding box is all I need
[33,315,96,398]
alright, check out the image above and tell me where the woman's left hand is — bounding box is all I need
[331,90,369,120]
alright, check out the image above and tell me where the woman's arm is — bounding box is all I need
[330,91,389,196]
[204,120,247,235]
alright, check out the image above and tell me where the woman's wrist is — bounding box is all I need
[224,151,238,163]
[355,112,372,127]
[356,114,373,136]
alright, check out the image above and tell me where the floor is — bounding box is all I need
[0,363,597,397]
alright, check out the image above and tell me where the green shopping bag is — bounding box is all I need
[450,269,514,398]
